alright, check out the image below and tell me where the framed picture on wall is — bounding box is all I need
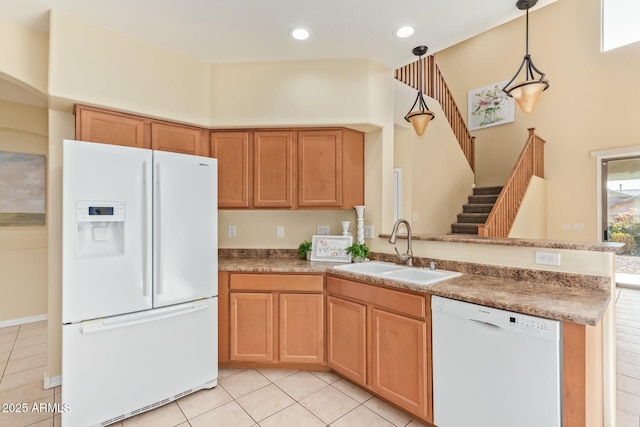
[0,151,46,226]
[468,80,515,131]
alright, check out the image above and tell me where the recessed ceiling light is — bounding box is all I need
[290,28,310,41]
[394,26,415,39]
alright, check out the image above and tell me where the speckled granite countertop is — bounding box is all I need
[378,233,624,253]
[219,257,342,273]
[219,256,610,326]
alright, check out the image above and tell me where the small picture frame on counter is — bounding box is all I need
[310,235,353,262]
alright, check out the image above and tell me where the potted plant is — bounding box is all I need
[346,243,370,263]
[298,240,313,260]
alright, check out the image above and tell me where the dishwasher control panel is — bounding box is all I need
[432,296,560,342]
[509,315,552,334]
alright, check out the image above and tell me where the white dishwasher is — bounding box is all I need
[431,296,561,427]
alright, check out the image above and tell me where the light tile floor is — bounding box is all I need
[2,288,640,426]
[0,320,426,427]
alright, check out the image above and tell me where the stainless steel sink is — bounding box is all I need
[332,261,461,286]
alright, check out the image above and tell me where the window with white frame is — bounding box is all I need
[602,0,640,51]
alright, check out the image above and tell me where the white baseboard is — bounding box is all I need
[0,314,47,329]
[44,372,62,389]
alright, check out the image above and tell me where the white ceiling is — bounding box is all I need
[0,0,556,105]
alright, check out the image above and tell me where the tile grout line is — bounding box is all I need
[0,325,20,383]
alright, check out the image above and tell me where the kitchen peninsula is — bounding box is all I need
[218,235,621,427]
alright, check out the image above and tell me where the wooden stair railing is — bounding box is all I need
[394,55,475,172]
[477,128,546,238]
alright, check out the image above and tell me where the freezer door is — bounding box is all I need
[153,151,217,307]
[61,298,218,427]
[62,140,153,323]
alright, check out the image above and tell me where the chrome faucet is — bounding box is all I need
[389,219,413,266]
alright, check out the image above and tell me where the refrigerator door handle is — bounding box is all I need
[81,300,209,334]
[155,162,164,295]
[142,161,151,297]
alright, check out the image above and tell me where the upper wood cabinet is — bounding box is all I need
[75,105,364,209]
[211,132,252,208]
[298,129,364,208]
[253,131,295,208]
[75,105,208,156]
[213,128,363,210]
[75,105,150,149]
[151,122,208,156]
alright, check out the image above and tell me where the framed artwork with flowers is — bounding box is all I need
[468,80,515,131]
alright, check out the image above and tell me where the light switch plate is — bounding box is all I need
[276,226,285,238]
[364,225,374,239]
[228,225,237,238]
[317,225,330,235]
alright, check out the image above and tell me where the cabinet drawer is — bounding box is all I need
[230,273,323,292]
[327,276,426,320]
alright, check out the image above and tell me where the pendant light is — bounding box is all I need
[502,0,549,113]
[404,46,435,136]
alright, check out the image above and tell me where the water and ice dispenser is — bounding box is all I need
[75,201,125,258]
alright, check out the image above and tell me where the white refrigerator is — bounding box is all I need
[61,139,218,427]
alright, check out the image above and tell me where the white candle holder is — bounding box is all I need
[354,205,365,244]
[341,221,351,236]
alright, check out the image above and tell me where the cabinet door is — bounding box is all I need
[371,308,428,418]
[327,296,367,385]
[230,293,275,362]
[297,130,342,207]
[253,131,294,208]
[211,132,252,208]
[151,122,208,156]
[75,106,149,149]
[280,293,324,364]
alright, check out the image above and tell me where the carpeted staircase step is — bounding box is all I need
[451,223,479,234]
[473,186,503,196]
[468,194,499,204]
[457,213,489,224]
[463,203,494,214]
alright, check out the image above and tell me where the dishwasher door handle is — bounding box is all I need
[470,319,501,329]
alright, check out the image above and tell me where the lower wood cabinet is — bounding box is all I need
[371,308,428,417]
[326,275,432,421]
[225,273,324,366]
[230,292,275,362]
[327,295,367,385]
[279,293,324,364]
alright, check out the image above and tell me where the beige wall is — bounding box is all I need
[209,59,390,129]
[0,20,48,96]
[436,0,640,241]
[393,82,475,234]
[509,176,547,239]
[0,101,48,323]
[48,11,211,124]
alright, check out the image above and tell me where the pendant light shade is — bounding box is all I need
[404,46,435,136]
[406,110,434,136]
[503,0,549,113]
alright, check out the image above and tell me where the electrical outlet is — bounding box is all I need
[364,225,374,239]
[228,225,237,238]
[535,251,561,266]
[317,225,330,235]
[276,226,285,238]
